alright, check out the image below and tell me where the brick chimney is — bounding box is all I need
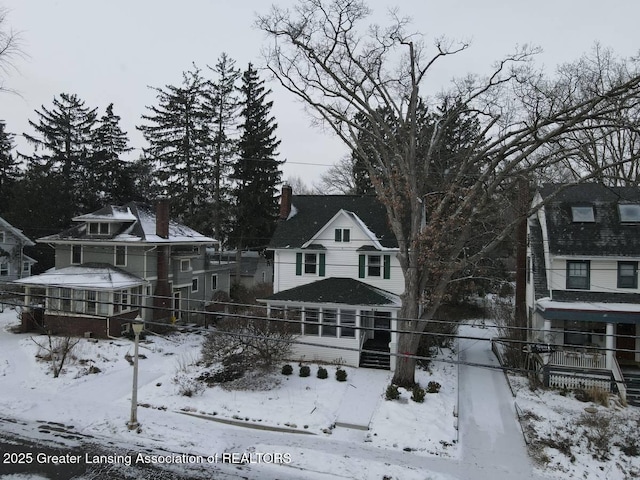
[279,184,292,220]
[153,198,172,323]
[156,197,169,239]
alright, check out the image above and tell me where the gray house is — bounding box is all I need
[0,216,36,283]
[16,200,231,337]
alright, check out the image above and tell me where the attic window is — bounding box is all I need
[571,206,595,222]
[89,222,110,235]
[618,204,640,223]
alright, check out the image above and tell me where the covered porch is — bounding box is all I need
[260,278,401,369]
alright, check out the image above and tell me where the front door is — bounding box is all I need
[616,323,636,364]
[173,291,181,322]
[373,312,391,347]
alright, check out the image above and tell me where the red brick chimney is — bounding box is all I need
[153,198,172,323]
[156,197,169,239]
[279,184,292,220]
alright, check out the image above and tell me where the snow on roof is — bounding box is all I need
[133,207,216,244]
[73,206,137,222]
[537,298,640,314]
[14,265,146,289]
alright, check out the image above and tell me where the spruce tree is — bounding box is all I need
[205,53,240,246]
[22,93,98,225]
[232,63,282,250]
[0,120,20,215]
[138,67,212,232]
[92,103,134,204]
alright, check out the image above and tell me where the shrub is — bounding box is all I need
[281,364,293,376]
[299,365,311,377]
[335,368,347,382]
[427,381,441,393]
[385,384,400,400]
[411,386,426,403]
[317,366,328,379]
[173,373,204,397]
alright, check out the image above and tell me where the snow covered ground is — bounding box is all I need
[0,306,638,479]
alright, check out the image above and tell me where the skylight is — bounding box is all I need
[571,206,595,223]
[618,204,640,222]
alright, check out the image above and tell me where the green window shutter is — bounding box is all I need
[358,254,365,278]
[296,252,302,276]
[319,253,326,277]
[334,229,341,242]
[383,255,391,279]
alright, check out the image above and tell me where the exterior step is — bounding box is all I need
[360,351,390,370]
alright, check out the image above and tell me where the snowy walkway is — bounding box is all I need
[456,323,542,480]
[334,368,391,429]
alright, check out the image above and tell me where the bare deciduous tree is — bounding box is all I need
[32,334,80,378]
[258,0,640,386]
[0,7,23,93]
[315,155,358,194]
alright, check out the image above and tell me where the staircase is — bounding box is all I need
[621,368,640,407]
[359,340,390,370]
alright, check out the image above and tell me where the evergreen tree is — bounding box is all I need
[92,103,134,204]
[138,67,213,232]
[0,120,20,214]
[232,63,283,250]
[22,93,98,226]
[205,53,241,246]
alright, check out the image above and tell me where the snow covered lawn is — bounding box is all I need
[510,374,640,479]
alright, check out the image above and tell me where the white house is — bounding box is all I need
[260,186,403,369]
[526,184,640,405]
[0,215,36,283]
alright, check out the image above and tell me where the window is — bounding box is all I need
[359,254,391,279]
[22,261,30,274]
[367,255,381,277]
[334,228,351,242]
[304,308,319,335]
[566,260,590,290]
[340,310,356,338]
[88,222,110,235]
[115,246,126,266]
[61,288,72,311]
[0,262,8,276]
[180,259,191,272]
[618,261,638,289]
[564,321,605,346]
[619,204,640,223]
[304,253,317,274]
[211,274,218,291]
[113,291,121,314]
[571,206,595,222]
[71,245,82,265]
[192,277,199,293]
[86,290,97,315]
[322,309,337,337]
[98,291,109,315]
[0,231,5,243]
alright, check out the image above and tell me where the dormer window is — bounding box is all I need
[571,206,595,222]
[618,204,640,223]
[89,222,110,235]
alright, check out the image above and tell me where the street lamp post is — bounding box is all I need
[127,316,144,430]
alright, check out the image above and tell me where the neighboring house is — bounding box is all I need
[260,186,403,370]
[526,184,640,405]
[209,250,273,289]
[0,216,36,283]
[15,200,231,338]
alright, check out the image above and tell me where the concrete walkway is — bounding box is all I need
[334,368,392,429]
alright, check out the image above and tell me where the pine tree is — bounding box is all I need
[92,103,134,204]
[138,67,212,232]
[0,120,20,214]
[232,63,283,250]
[22,93,97,225]
[205,53,241,246]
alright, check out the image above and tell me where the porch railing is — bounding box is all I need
[548,348,606,370]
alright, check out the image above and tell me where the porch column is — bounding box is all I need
[542,319,552,363]
[605,323,614,370]
[389,312,397,372]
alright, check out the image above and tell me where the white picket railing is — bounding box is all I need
[548,373,610,391]
[549,349,606,370]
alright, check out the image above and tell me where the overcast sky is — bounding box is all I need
[2,0,639,187]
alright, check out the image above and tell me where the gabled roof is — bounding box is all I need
[539,183,640,256]
[39,202,217,245]
[14,263,146,289]
[0,216,35,246]
[269,195,397,249]
[262,277,401,307]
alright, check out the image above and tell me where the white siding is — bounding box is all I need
[272,213,404,295]
[550,257,640,294]
[290,336,360,367]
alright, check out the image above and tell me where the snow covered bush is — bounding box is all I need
[317,366,328,379]
[299,365,310,377]
[411,386,426,403]
[385,384,400,400]
[335,368,347,382]
[281,364,293,375]
[172,372,204,397]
